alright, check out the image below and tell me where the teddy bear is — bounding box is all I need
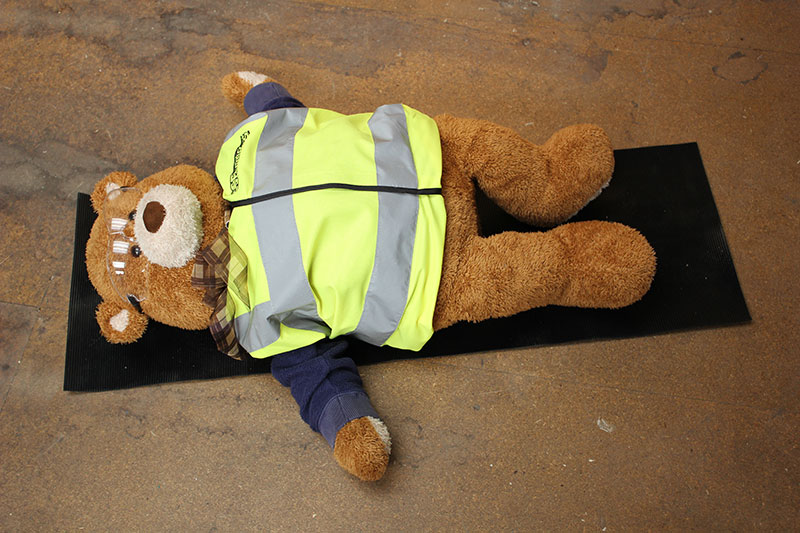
[85,71,655,481]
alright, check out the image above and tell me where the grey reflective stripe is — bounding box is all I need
[234,108,328,354]
[223,111,267,144]
[233,301,278,352]
[224,111,278,353]
[353,104,419,345]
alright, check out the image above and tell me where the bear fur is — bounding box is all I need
[86,72,655,481]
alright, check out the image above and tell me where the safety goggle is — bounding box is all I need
[104,187,148,310]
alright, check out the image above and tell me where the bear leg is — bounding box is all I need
[434,115,614,227]
[433,221,655,330]
[433,230,569,330]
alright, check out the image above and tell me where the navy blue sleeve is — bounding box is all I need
[243,82,305,115]
[270,340,364,425]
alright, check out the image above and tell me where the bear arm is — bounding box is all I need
[96,300,148,344]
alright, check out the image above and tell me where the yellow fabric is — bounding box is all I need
[292,109,379,338]
[384,106,445,350]
[216,115,267,204]
[225,205,269,319]
[404,105,443,189]
[215,106,445,358]
[215,115,272,322]
[248,325,326,359]
[384,195,446,351]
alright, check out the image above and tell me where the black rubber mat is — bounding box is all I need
[64,143,751,391]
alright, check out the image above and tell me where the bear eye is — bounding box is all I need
[130,245,142,258]
[128,210,136,221]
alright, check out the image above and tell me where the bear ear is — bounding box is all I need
[91,171,138,214]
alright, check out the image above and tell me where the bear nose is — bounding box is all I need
[142,201,166,233]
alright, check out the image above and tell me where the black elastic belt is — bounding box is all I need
[228,183,443,209]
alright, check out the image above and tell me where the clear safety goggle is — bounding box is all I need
[104,187,148,310]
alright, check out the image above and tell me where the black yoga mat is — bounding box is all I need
[64,143,751,391]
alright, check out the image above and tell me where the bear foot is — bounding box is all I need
[554,220,656,309]
[539,124,615,225]
[333,416,391,481]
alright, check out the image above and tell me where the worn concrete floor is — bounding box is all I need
[1,1,798,530]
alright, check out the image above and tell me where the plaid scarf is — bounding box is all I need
[191,212,250,360]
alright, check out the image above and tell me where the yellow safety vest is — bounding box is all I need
[215,105,446,358]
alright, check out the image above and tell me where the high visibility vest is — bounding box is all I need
[214,105,446,359]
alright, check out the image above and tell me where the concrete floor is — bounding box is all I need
[1,1,798,530]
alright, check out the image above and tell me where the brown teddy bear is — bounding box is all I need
[86,71,655,481]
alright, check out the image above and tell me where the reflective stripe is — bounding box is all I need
[353,104,419,345]
[222,111,266,144]
[254,108,327,331]
[383,106,444,350]
[234,108,329,354]
[218,105,444,357]
[233,300,277,351]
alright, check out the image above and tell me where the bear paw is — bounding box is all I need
[236,71,271,86]
[221,71,273,110]
[96,301,148,343]
[539,124,615,225]
[333,416,391,481]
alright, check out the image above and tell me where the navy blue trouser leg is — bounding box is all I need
[270,340,379,448]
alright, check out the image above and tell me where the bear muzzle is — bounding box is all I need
[133,184,204,268]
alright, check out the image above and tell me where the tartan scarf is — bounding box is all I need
[191,212,250,360]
